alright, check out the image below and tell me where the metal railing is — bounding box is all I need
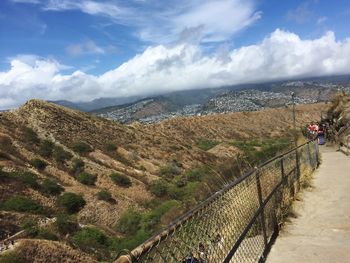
[115,140,319,263]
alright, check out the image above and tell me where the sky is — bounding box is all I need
[1,0,350,109]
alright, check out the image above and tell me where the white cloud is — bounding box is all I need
[1,29,350,109]
[66,40,105,56]
[44,0,131,21]
[172,0,261,43]
[14,0,261,44]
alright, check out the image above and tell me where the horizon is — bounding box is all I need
[1,0,350,109]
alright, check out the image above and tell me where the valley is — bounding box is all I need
[0,99,324,262]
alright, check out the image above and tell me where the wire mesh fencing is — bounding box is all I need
[115,140,320,263]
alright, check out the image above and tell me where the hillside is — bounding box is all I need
[0,100,324,262]
[91,81,349,124]
[326,91,350,142]
[92,97,179,124]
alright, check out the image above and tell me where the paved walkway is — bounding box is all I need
[267,146,350,263]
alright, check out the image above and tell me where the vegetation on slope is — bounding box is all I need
[0,100,324,262]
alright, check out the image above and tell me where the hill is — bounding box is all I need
[0,100,324,261]
[91,97,179,124]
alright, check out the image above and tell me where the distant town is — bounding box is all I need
[94,80,350,124]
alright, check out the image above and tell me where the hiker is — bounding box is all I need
[317,126,325,145]
[198,242,207,262]
[182,252,202,263]
[307,122,319,139]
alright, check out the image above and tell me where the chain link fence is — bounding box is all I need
[115,140,319,263]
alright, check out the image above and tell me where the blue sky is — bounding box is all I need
[1,0,350,109]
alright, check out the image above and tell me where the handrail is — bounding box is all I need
[115,139,317,262]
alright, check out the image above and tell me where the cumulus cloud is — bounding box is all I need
[1,29,350,109]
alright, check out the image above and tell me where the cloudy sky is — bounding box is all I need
[1,0,350,109]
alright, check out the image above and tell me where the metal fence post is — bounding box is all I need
[307,142,312,168]
[280,157,285,184]
[315,141,320,167]
[255,169,268,250]
[295,149,301,191]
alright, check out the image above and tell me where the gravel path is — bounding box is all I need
[267,146,350,263]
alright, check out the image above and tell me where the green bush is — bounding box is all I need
[36,228,58,241]
[105,142,117,152]
[230,138,292,165]
[76,172,97,186]
[1,196,44,214]
[159,164,181,178]
[30,158,48,170]
[53,145,72,164]
[185,166,211,182]
[54,214,78,235]
[141,200,179,231]
[116,209,142,235]
[20,218,37,230]
[23,127,39,144]
[40,179,64,196]
[20,218,58,240]
[72,227,110,249]
[110,173,131,187]
[197,139,219,151]
[72,141,93,154]
[11,171,39,189]
[39,140,54,157]
[149,179,169,197]
[58,192,86,214]
[0,251,25,263]
[71,158,85,174]
[97,190,112,202]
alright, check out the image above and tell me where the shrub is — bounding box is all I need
[197,139,219,151]
[11,171,39,189]
[40,179,64,196]
[36,228,58,241]
[72,141,93,154]
[0,136,15,154]
[185,167,211,182]
[20,218,58,240]
[110,173,131,187]
[0,251,25,263]
[54,214,78,235]
[105,142,117,152]
[53,145,72,164]
[72,227,110,249]
[70,158,85,174]
[1,196,44,214]
[39,140,54,157]
[97,190,112,202]
[149,180,169,197]
[20,218,37,230]
[23,127,39,144]
[142,200,179,231]
[76,172,97,186]
[58,192,86,214]
[159,164,181,178]
[30,158,48,170]
[116,209,142,235]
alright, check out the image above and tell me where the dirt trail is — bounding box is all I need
[267,146,350,263]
